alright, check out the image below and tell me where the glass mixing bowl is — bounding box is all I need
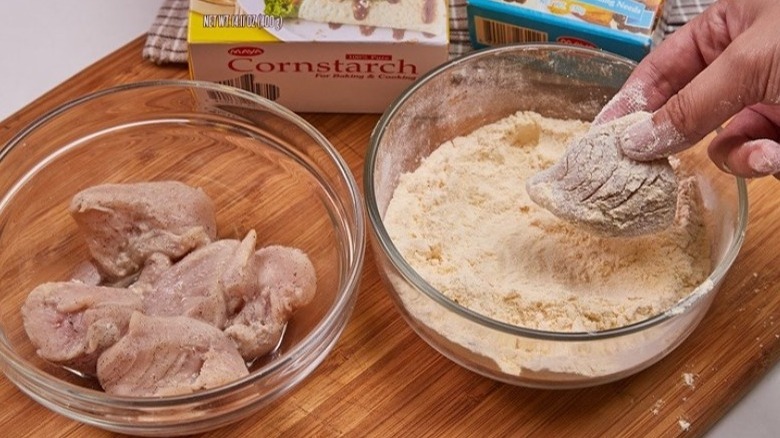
[364,44,748,389]
[0,80,365,435]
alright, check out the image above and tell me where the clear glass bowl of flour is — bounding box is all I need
[364,44,748,389]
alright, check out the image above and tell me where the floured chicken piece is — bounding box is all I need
[97,312,249,397]
[69,181,217,281]
[21,282,142,375]
[526,112,678,237]
[138,231,257,329]
[225,246,317,360]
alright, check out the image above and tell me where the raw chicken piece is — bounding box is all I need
[69,261,102,286]
[224,246,317,360]
[130,252,173,292]
[21,282,142,375]
[69,181,217,281]
[221,232,263,315]
[97,312,249,397]
[140,231,257,329]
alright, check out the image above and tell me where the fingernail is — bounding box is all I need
[747,140,780,174]
[620,116,656,159]
[620,116,685,161]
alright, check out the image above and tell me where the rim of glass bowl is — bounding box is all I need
[0,79,366,405]
[364,43,748,342]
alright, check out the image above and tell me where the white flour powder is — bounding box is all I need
[384,111,711,333]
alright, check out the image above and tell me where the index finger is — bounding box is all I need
[594,1,731,124]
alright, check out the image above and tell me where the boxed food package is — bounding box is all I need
[188,0,450,113]
[467,0,665,61]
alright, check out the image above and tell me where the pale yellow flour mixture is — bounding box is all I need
[384,111,711,332]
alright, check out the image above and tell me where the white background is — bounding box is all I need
[0,1,777,436]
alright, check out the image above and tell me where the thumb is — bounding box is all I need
[619,39,757,161]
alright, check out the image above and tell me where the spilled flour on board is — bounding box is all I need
[682,372,697,389]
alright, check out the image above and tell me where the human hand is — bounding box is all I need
[595,0,780,179]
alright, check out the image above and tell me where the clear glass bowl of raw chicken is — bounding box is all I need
[0,80,364,435]
[365,44,748,388]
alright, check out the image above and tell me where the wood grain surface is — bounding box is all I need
[1,36,779,438]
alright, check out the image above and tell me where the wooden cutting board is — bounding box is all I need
[1,37,779,438]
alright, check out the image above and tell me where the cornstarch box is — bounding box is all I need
[467,0,664,61]
[188,0,449,113]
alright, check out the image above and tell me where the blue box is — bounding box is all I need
[468,0,664,61]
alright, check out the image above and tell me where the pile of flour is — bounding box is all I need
[384,111,711,333]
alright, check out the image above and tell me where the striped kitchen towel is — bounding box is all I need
[142,0,715,65]
[143,0,189,64]
[659,0,716,37]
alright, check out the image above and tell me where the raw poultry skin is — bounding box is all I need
[225,245,317,360]
[21,282,142,375]
[97,312,249,397]
[69,181,217,281]
[137,231,258,329]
